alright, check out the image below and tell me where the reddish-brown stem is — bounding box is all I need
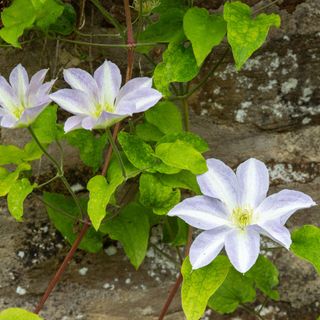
[34,0,135,315]
[158,273,183,320]
[34,219,91,314]
[158,227,193,319]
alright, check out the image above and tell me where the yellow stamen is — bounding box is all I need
[232,207,253,229]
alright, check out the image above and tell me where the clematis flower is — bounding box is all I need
[50,60,162,132]
[0,64,55,128]
[168,158,316,273]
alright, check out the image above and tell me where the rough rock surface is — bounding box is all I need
[0,0,320,319]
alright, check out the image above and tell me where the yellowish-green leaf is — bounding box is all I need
[291,225,320,274]
[224,1,280,70]
[182,256,231,320]
[87,175,119,230]
[145,101,183,134]
[155,140,207,174]
[0,308,43,320]
[184,7,226,66]
[7,178,34,221]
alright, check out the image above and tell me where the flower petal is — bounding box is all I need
[94,60,121,107]
[0,75,17,111]
[255,189,316,224]
[115,87,162,115]
[9,64,29,100]
[1,114,17,128]
[19,105,46,126]
[257,220,292,249]
[64,68,99,101]
[196,158,239,211]
[64,115,85,132]
[236,158,269,209]
[190,227,230,269]
[168,195,231,230]
[116,77,152,103]
[50,89,94,115]
[81,111,125,130]
[225,227,260,273]
[28,69,48,95]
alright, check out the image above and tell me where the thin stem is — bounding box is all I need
[89,0,125,35]
[35,175,60,189]
[158,274,183,320]
[172,48,229,100]
[74,30,121,37]
[34,219,91,314]
[28,127,83,217]
[59,38,158,48]
[182,99,190,132]
[150,244,181,268]
[254,0,280,13]
[106,128,126,178]
[240,304,266,320]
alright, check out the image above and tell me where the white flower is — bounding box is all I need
[50,60,162,132]
[0,64,55,128]
[168,158,316,273]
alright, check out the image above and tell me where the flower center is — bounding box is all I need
[93,103,115,118]
[12,105,24,119]
[232,207,253,230]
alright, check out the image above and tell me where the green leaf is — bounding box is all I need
[184,7,226,66]
[139,173,180,215]
[0,0,36,47]
[0,145,25,165]
[246,255,279,300]
[0,163,31,196]
[0,308,43,320]
[65,129,107,172]
[135,122,164,142]
[224,1,281,70]
[163,216,188,246]
[153,0,186,14]
[208,267,256,314]
[49,3,76,35]
[87,175,121,230]
[118,132,158,171]
[31,105,58,144]
[33,0,64,30]
[102,202,150,269]
[43,192,103,253]
[181,256,230,320]
[159,170,201,194]
[291,225,320,274]
[158,131,209,153]
[145,101,183,134]
[154,41,200,96]
[139,9,184,44]
[155,140,207,174]
[0,0,64,47]
[7,178,33,221]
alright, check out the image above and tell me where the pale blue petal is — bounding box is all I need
[81,116,97,130]
[197,158,239,212]
[64,68,99,101]
[168,195,231,230]
[0,75,17,111]
[9,64,29,100]
[28,69,48,95]
[116,77,152,103]
[255,189,316,224]
[225,227,260,273]
[82,111,125,130]
[256,221,292,249]
[189,227,230,269]
[64,115,85,132]
[50,89,94,115]
[19,105,46,126]
[1,114,17,128]
[94,60,121,107]
[236,158,269,209]
[115,87,162,115]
